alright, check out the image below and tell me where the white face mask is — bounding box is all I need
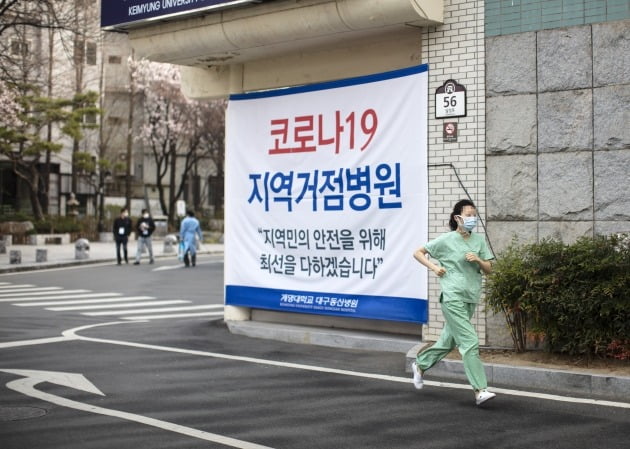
[143,214,149,218]
[462,216,477,231]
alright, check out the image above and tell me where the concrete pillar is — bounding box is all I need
[9,250,21,264]
[164,234,178,253]
[75,239,90,260]
[36,249,47,263]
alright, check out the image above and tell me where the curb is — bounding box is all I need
[227,320,420,353]
[0,258,112,274]
[0,249,224,274]
[405,343,630,402]
[227,320,630,402]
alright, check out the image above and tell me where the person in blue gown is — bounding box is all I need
[179,210,203,267]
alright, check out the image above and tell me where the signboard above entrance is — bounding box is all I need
[101,0,268,30]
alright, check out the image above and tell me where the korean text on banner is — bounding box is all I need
[225,65,429,324]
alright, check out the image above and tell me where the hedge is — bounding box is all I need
[485,234,630,359]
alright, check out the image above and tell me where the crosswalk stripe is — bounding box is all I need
[123,311,224,320]
[15,296,154,307]
[0,287,62,296]
[1,292,121,303]
[83,305,224,316]
[0,282,223,323]
[0,284,34,289]
[47,300,189,312]
[0,289,91,302]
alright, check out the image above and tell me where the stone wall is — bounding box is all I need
[485,19,630,347]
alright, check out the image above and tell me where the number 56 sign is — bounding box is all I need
[435,79,466,118]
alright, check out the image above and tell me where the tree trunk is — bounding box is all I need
[157,172,168,217]
[42,25,54,214]
[167,140,177,227]
[28,166,45,220]
[125,51,135,210]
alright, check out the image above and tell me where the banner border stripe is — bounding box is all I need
[229,64,429,101]
[225,285,429,325]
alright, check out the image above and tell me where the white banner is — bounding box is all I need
[225,65,429,323]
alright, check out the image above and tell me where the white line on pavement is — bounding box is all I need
[4,373,273,449]
[0,336,75,349]
[62,322,630,410]
[84,304,224,316]
[0,287,62,296]
[47,300,188,311]
[0,284,34,289]
[14,296,154,307]
[1,292,121,302]
[122,312,225,320]
[0,289,91,300]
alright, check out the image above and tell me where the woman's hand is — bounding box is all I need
[433,266,447,277]
[465,252,492,275]
[414,247,446,277]
[465,252,480,263]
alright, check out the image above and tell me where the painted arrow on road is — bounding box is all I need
[1,369,273,449]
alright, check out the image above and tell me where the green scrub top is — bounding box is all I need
[424,231,494,303]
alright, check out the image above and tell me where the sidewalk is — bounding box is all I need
[0,238,224,273]
[1,239,629,403]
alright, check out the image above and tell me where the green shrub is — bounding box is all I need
[485,234,630,358]
[33,216,81,233]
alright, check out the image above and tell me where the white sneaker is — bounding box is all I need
[475,389,496,405]
[411,362,423,390]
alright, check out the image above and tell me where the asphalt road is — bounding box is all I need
[1,258,629,449]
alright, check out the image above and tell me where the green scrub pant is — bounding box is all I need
[416,299,488,391]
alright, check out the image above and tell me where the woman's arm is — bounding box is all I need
[413,247,446,277]
[465,253,493,275]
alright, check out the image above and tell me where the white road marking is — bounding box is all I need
[152,265,183,271]
[0,287,62,295]
[60,322,630,410]
[152,260,223,271]
[0,292,112,302]
[0,284,34,289]
[0,289,90,298]
[122,311,225,320]
[15,296,154,307]
[47,299,187,312]
[0,336,74,349]
[2,369,273,449]
[84,304,224,316]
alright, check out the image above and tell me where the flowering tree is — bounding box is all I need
[1,0,100,217]
[131,58,225,225]
[0,79,22,128]
[0,79,98,219]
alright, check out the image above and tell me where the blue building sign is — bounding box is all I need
[102,0,266,29]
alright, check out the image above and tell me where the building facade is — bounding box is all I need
[112,0,628,347]
[0,0,102,217]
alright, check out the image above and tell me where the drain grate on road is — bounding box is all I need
[0,406,47,421]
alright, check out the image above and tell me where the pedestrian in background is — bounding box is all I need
[113,207,132,265]
[411,199,496,406]
[179,210,202,267]
[134,208,155,265]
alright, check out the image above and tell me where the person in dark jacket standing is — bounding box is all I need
[134,208,156,265]
[113,207,132,265]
